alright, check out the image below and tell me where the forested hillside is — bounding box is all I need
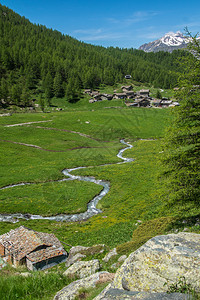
[0,4,190,107]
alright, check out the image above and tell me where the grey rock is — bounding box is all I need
[63,259,100,279]
[118,255,127,262]
[112,232,200,293]
[54,272,113,300]
[111,263,118,269]
[65,253,86,268]
[95,288,191,299]
[103,248,117,262]
[68,244,106,257]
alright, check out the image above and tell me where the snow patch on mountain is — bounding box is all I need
[160,31,189,46]
[138,31,196,53]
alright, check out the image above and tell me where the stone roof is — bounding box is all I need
[139,89,150,93]
[125,91,135,95]
[114,93,127,96]
[26,246,66,264]
[121,85,133,90]
[0,226,63,261]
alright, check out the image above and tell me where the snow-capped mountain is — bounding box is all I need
[139,31,191,53]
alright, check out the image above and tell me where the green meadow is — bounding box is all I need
[0,104,199,253]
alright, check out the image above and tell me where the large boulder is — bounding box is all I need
[111,232,200,293]
[54,272,114,300]
[95,288,190,299]
[63,259,100,279]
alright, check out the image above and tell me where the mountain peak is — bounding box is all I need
[139,31,190,53]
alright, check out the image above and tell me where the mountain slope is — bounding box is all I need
[139,31,190,53]
[0,5,189,107]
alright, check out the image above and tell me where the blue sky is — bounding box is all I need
[1,0,200,48]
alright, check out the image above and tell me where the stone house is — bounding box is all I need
[0,226,67,271]
[125,91,135,99]
[134,98,150,107]
[100,94,113,100]
[113,93,127,99]
[160,100,173,107]
[151,99,162,107]
[93,93,102,101]
[169,101,180,107]
[125,75,132,79]
[84,89,92,94]
[137,89,150,97]
[121,85,133,92]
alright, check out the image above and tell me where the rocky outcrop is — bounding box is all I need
[55,233,200,299]
[104,232,200,295]
[63,259,100,279]
[54,272,115,300]
[95,288,190,299]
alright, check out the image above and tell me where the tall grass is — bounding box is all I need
[0,272,71,300]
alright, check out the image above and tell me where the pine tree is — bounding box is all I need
[39,94,45,112]
[53,72,64,98]
[156,90,162,99]
[162,30,200,210]
[44,72,53,104]
[65,78,80,103]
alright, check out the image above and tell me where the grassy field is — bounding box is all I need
[0,106,169,224]
[0,103,199,299]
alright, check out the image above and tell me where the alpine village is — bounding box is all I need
[0,4,199,300]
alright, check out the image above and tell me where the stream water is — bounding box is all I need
[0,140,134,223]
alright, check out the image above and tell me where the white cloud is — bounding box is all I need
[73,28,103,35]
[75,31,126,41]
[107,10,160,27]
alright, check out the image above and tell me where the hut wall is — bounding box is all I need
[28,254,67,271]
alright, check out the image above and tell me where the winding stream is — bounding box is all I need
[0,140,134,223]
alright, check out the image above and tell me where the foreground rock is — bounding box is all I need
[54,272,115,300]
[95,288,190,299]
[111,232,200,293]
[63,259,100,279]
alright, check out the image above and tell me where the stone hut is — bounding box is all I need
[134,98,150,107]
[113,93,127,99]
[160,100,173,107]
[138,89,150,97]
[0,226,67,271]
[152,99,162,107]
[125,91,135,99]
[121,85,133,92]
[84,89,92,94]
